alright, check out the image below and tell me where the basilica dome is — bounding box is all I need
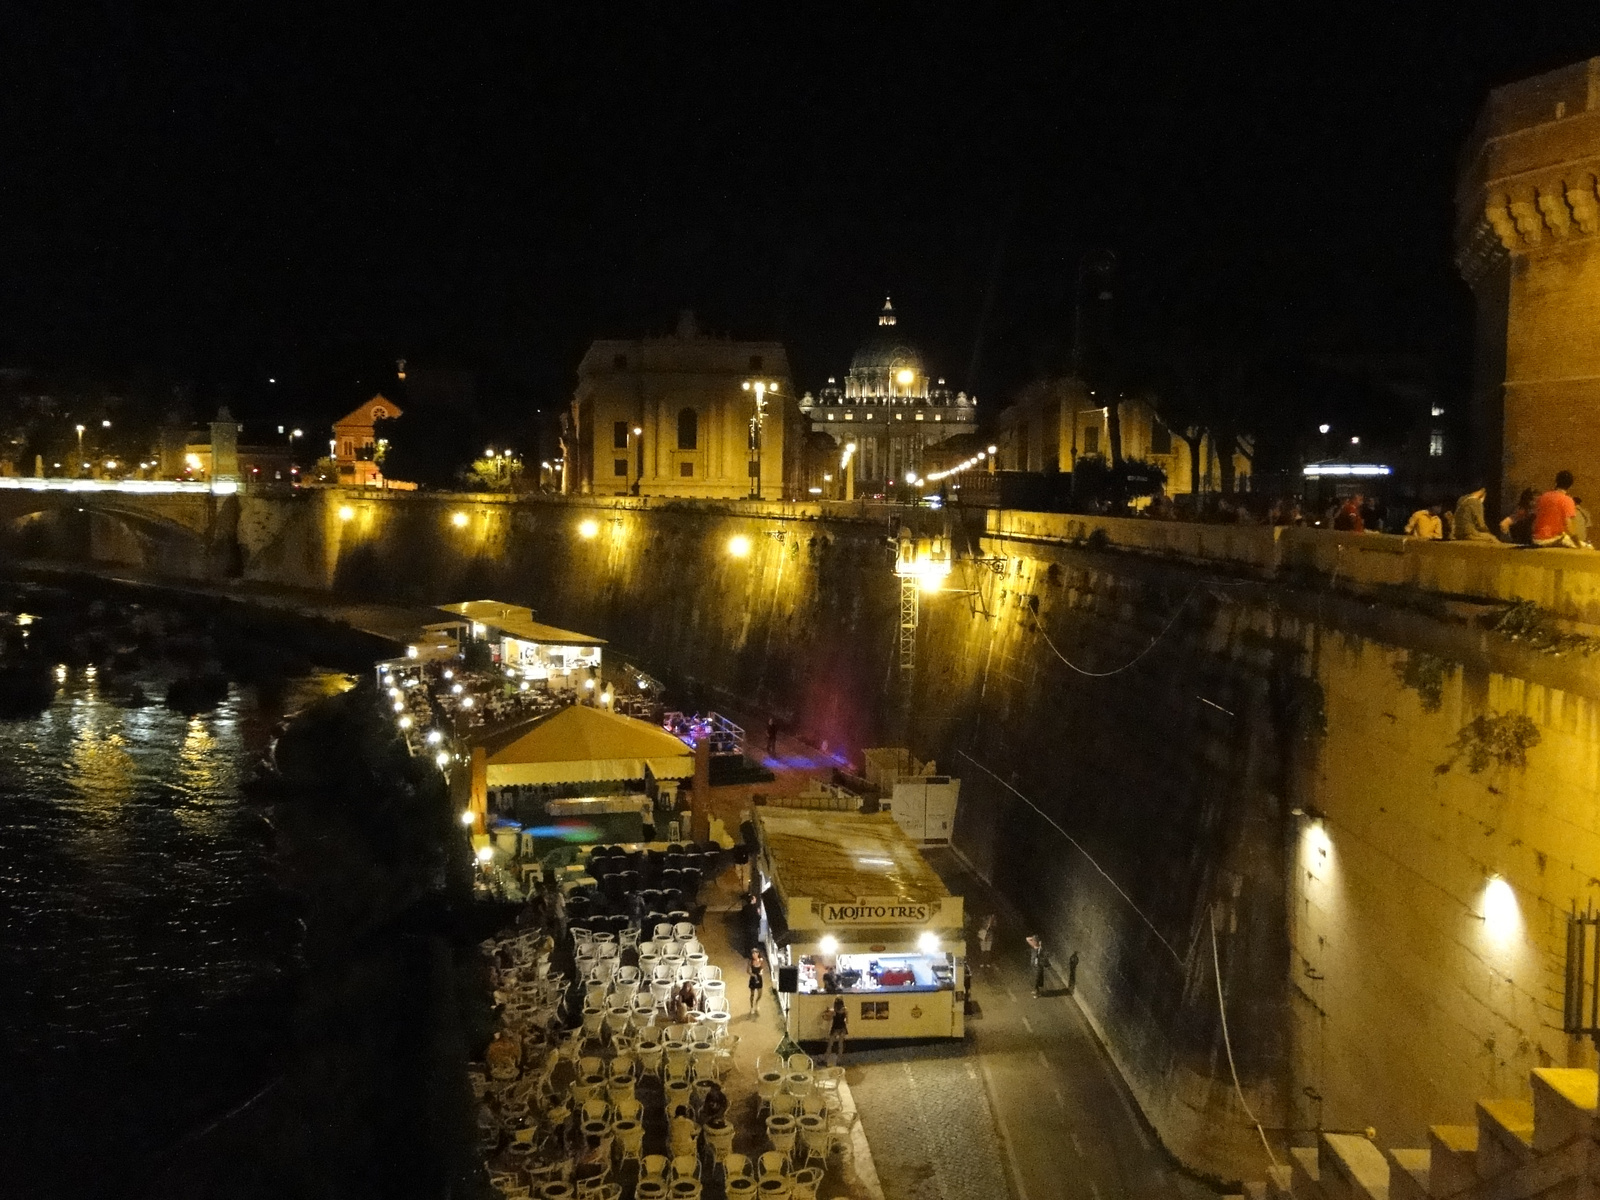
[845,298,929,400]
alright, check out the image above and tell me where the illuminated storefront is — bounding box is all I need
[436,600,605,692]
[753,809,965,1041]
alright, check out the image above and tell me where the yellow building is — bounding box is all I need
[994,378,1251,496]
[572,311,798,499]
[330,394,400,488]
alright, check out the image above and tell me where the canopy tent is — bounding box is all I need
[479,704,693,786]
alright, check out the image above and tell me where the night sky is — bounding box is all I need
[5,5,1600,436]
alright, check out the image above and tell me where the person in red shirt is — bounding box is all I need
[1333,493,1365,532]
[1532,471,1580,547]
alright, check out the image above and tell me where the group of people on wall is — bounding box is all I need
[1115,472,1591,545]
[1334,470,1592,548]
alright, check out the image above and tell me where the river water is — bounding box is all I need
[0,594,349,1198]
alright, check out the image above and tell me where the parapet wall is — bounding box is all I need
[987,508,1600,625]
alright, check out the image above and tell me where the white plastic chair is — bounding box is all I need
[654,923,675,941]
[673,921,696,940]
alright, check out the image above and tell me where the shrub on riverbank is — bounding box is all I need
[160,683,487,1200]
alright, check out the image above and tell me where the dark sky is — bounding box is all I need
[4,4,1600,428]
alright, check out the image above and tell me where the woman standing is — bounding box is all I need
[747,949,766,1016]
[824,997,849,1066]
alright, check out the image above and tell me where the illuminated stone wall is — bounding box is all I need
[15,486,1600,1181]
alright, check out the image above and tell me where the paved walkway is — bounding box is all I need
[709,716,1215,1200]
[927,850,1214,1200]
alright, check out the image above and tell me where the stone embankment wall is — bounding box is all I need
[11,487,1600,1183]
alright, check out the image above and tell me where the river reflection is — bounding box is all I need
[0,649,350,1199]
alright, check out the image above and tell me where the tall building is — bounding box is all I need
[1457,57,1600,507]
[571,312,797,499]
[799,299,977,490]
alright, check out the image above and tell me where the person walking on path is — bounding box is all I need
[977,914,996,972]
[1027,934,1047,997]
[747,949,765,1017]
[766,716,779,756]
[824,997,849,1066]
[1067,950,1080,995]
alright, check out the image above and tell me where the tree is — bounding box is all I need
[462,451,524,492]
[374,408,485,489]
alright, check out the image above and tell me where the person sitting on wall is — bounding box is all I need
[1501,488,1537,544]
[1332,493,1365,532]
[1404,504,1444,540]
[1575,498,1595,549]
[1452,487,1499,542]
[1532,471,1584,548]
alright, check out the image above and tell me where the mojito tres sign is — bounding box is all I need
[819,897,936,924]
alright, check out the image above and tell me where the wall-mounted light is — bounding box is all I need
[917,931,941,955]
[451,511,469,527]
[728,534,751,558]
[1482,874,1522,944]
[818,934,839,955]
[578,519,599,539]
[338,505,355,521]
[460,811,476,827]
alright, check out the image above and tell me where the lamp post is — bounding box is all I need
[74,424,85,474]
[631,425,643,496]
[1069,248,1116,468]
[741,380,778,499]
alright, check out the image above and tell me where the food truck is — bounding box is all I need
[753,809,965,1041]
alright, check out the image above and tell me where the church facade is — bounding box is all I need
[799,299,977,490]
[571,312,798,499]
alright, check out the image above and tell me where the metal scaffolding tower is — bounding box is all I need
[899,573,919,675]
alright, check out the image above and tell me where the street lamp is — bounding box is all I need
[74,424,85,470]
[741,380,778,499]
[631,426,643,495]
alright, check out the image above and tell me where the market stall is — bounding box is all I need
[753,809,965,1041]
[436,600,604,692]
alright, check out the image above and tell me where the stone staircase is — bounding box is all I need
[1246,1069,1600,1200]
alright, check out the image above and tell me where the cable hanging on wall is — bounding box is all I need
[958,749,1186,968]
[1036,585,1199,678]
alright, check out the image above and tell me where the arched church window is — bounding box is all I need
[677,407,699,450]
